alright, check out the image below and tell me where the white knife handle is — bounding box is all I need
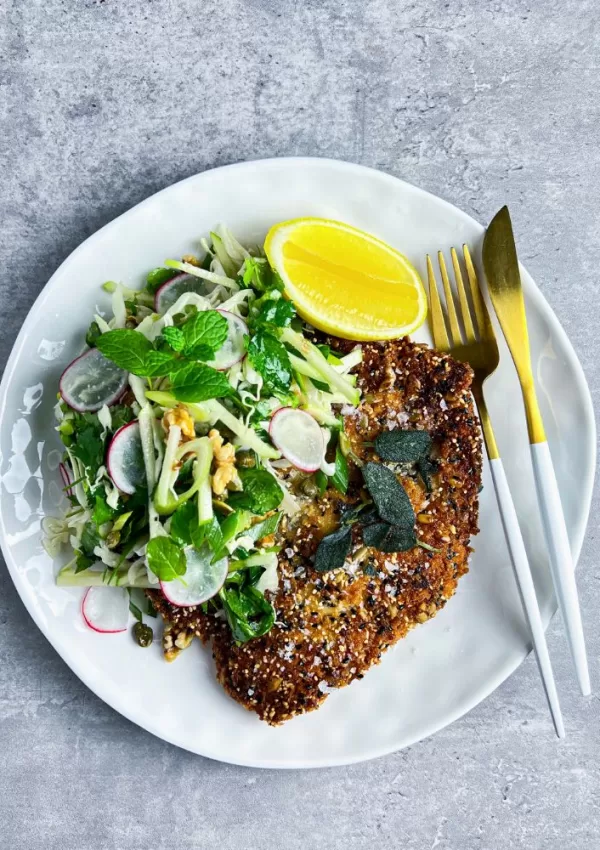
[489,458,564,737]
[530,441,590,695]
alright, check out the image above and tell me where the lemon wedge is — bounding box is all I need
[265,217,427,341]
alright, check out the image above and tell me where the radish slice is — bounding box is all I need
[82,586,129,633]
[60,348,128,412]
[206,310,248,371]
[160,544,228,607]
[59,461,73,497]
[107,421,146,495]
[269,407,324,472]
[155,273,210,314]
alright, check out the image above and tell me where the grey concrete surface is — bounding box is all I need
[1,1,599,848]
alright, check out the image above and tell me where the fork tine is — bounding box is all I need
[438,252,462,346]
[451,248,476,344]
[427,255,450,351]
[463,245,495,340]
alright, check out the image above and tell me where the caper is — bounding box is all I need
[133,622,153,647]
[301,477,320,497]
[237,450,255,468]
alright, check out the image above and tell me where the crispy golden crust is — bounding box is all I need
[148,338,482,724]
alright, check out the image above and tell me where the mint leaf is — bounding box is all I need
[162,326,185,352]
[181,310,228,357]
[96,330,153,376]
[229,468,283,514]
[314,525,352,572]
[362,462,415,529]
[144,349,178,377]
[146,536,186,581]
[184,343,214,361]
[247,329,292,393]
[221,585,275,643]
[171,362,232,402]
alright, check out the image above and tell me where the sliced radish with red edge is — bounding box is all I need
[82,586,129,633]
[60,348,128,412]
[154,273,210,314]
[206,309,247,371]
[107,420,146,495]
[59,461,73,497]
[269,407,324,472]
[160,544,228,607]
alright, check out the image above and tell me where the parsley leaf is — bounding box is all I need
[70,413,105,478]
[170,362,232,403]
[146,537,186,581]
[247,329,292,393]
[228,468,283,514]
[254,297,295,328]
[170,501,197,545]
[93,493,117,526]
[85,321,101,348]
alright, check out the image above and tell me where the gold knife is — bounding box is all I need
[483,206,590,695]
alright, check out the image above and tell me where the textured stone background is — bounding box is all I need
[1,1,599,848]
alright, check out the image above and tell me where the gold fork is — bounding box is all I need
[427,247,565,738]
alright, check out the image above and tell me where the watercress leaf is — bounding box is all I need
[170,501,197,545]
[96,329,153,376]
[255,298,296,328]
[93,493,116,526]
[162,326,185,352]
[247,512,281,542]
[221,586,275,643]
[374,429,431,463]
[144,349,178,377]
[85,321,101,348]
[181,310,228,355]
[146,267,179,295]
[146,536,186,581]
[171,362,232,403]
[247,328,292,393]
[362,461,416,529]
[331,445,349,494]
[228,468,283,514]
[314,525,352,572]
[362,521,417,553]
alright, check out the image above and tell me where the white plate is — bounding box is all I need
[0,158,595,768]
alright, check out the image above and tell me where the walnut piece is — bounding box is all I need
[162,406,195,440]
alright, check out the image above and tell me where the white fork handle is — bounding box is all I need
[530,441,590,696]
[489,458,565,737]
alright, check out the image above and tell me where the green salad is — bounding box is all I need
[43,225,362,643]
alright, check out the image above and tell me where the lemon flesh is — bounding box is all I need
[265,218,427,341]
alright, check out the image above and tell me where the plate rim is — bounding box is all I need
[0,156,596,768]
